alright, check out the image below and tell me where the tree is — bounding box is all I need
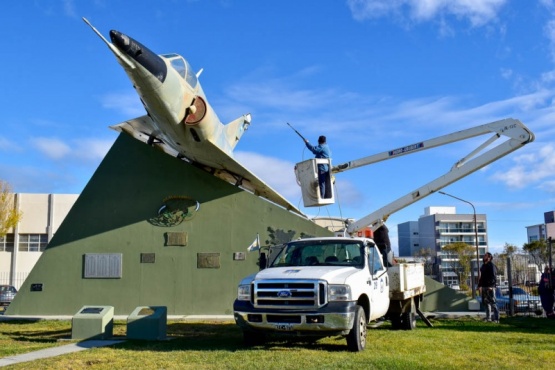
[414,247,435,276]
[443,242,474,291]
[523,240,549,275]
[0,180,22,238]
[496,243,520,283]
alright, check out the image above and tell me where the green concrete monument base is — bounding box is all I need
[127,306,167,340]
[71,306,114,340]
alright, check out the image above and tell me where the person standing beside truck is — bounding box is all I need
[305,135,331,198]
[538,266,555,318]
[478,252,500,323]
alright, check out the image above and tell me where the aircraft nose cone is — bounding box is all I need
[109,30,167,83]
[110,30,136,55]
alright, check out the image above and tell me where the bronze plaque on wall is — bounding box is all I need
[165,232,188,246]
[197,253,220,269]
[141,253,156,263]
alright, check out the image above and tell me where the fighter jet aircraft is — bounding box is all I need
[83,18,303,216]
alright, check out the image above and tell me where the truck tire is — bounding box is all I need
[390,314,402,330]
[243,330,265,346]
[401,311,416,330]
[346,305,367,352]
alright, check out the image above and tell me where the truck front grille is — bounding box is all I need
[253,280,327,309]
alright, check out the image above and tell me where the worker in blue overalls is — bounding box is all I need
[305,135,331,199]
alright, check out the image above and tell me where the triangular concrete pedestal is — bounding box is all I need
[8,134,330,315]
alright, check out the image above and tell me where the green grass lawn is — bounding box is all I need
[1,316,554,369]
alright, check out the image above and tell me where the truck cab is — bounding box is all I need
[233,237,390,351]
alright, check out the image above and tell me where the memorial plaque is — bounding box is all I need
[141,253,156,263]
[165,232,188,246]
[197,253,220,269]
[233,252,246,261]
[80,307,104,314]
[83,253,122,278]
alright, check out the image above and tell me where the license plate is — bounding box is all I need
[274,323,293,331]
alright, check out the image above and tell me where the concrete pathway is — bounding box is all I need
[0,340,125,367]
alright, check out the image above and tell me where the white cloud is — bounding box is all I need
[222,64,555,143]
[235,151,302,201]
[63,0,77,18]
[224,67,347,114]
[30,137,71,160]
[234,151,366,213]
[28,136,114,164]
[0,137,21,152]
[100,92,145,117]
[540,0,555,10]
[490,143,555,188]
[539,179,555,192]
[347,0,507,27]
[72,138,115,162]
[333,179,365,207]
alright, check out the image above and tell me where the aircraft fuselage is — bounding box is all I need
[107,29,246,167]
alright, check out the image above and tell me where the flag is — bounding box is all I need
[247,234,260,252]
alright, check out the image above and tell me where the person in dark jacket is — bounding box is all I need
[538,266,554,318]
[373,224,393,267]
[305,135,331,199]
[478,252,500,323]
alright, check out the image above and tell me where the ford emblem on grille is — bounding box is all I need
[277,290,292,298]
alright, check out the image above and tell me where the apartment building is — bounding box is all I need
[398,206,488,287]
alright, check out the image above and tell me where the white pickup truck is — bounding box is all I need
[233,237,426,351]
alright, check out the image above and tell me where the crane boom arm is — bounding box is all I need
[340,118,534,234]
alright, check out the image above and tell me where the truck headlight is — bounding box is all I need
[237,284,251,301]
[328,284,351,301]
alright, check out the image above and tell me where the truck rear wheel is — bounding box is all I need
[243,330,266,346]
[346,305,367,352]
[390,314,402,330]
[401,311,416,330]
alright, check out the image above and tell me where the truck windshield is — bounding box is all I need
[269,240,364,268]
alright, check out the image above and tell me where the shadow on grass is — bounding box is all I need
[109,322,351,353]
[1,320,73,343]
[5,317,553,354]
[419,316,555,335]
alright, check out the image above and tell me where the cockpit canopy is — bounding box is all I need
[161,54,198,88]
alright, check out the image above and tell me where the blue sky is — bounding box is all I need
[1,1,554,255]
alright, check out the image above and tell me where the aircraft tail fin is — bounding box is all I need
[225,113,251,150]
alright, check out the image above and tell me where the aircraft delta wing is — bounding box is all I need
[83,18,304,216]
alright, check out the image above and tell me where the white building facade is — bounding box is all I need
[0,193,78,289]
[526,211,555,243]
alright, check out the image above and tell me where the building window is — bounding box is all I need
[0,234,14,252]
[18,234,48,252]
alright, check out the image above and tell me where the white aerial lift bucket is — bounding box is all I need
[295,158,335,207]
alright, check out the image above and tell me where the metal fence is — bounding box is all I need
[497,259,548,317]
[0,271,29,290]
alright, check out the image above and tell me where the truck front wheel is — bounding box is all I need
[346,305,367,352]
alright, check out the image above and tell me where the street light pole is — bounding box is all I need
[438,191,481,299]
